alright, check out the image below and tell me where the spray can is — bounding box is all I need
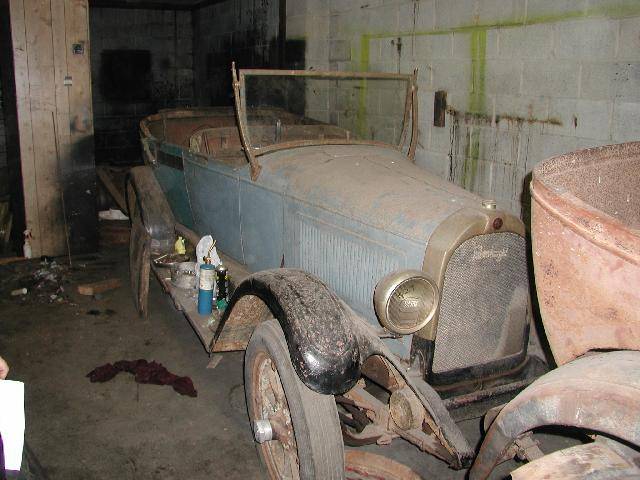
[215,263,228,310]
[198,264,215,315]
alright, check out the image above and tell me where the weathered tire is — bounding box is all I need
[245,320,345,480]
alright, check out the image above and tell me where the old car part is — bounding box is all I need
[469,142,640,479]
[336,356,462,465]
[418,208,531,387]
[231,64,419,181]
[245,320,344,480]
[530,141,640,366]
[126,166,176,318]
[374,270,439,335]
[469,350,640,479]
[252,419,274,443]
[344,450,423,480]
[510,436,640,480]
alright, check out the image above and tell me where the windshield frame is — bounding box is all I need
[232,66,418,180]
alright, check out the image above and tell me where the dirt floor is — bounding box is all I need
[0,244,574,479]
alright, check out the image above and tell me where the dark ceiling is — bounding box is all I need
[89,0,225,10]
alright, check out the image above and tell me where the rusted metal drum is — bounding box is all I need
[530,142,640,366]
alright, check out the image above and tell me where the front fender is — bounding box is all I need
[216,269,362,394]
[469,350,640,480]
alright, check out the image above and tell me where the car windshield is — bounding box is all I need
[236,70,414,155]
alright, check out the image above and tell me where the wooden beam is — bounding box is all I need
[10,0,42,256]
[9,0,97,256]
[63,0,98,253]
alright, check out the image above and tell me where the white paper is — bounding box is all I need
[0,380,25,471]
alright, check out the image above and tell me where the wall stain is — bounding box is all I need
[351,2,640,212]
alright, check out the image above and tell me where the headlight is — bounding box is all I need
[374,270,439,335]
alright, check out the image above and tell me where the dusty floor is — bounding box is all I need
[0,245,573,479]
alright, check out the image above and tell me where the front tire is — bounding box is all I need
[245,320,345,480]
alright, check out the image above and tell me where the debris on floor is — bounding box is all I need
[0,257,69,304]
[87,359,198,397]
[77,278,122,296]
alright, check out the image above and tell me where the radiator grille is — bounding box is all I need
[298,217,402,315]
[432,233,529,374]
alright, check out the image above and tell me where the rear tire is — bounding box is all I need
[245,319,345,480]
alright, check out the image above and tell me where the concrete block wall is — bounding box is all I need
[193,0,280,106]
[90,8,194,164]
[290,0,640,221]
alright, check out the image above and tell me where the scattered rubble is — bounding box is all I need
[1,257,70,304]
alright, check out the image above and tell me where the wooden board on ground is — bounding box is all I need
[0,257,26,266]
[77,278,122,296]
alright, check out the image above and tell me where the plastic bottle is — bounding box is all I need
[174,236,186,255]
[23,229,32,259]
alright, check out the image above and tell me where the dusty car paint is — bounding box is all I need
[140,84,531,379]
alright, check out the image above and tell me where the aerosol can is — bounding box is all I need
[215,263,228,311]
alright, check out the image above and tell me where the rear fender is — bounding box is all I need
[127,166,175,253]
[469,350,640,480]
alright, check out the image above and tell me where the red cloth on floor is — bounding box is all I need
[87,359,197,397]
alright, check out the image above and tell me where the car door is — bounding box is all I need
[149,144,195,229]
[183,151,244,263]
[238,167,285,272]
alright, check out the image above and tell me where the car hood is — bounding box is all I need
[258,145,483,242]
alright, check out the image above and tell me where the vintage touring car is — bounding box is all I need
[128,67,545,479]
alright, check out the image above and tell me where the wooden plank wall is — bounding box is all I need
[9,0,97,257]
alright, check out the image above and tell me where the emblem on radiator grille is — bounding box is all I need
[470,246,509,262]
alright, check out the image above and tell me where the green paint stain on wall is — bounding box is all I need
[353,1,640,188]
[355,0,640,73]
[462,30,487,190]
[359,2,640,43]
[469,30,487,115]
[357,35,371,138]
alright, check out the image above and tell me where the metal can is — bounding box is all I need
[215,263,228,302]
[198,264,215,315]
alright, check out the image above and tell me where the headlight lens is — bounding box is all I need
[374,270,439,335]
